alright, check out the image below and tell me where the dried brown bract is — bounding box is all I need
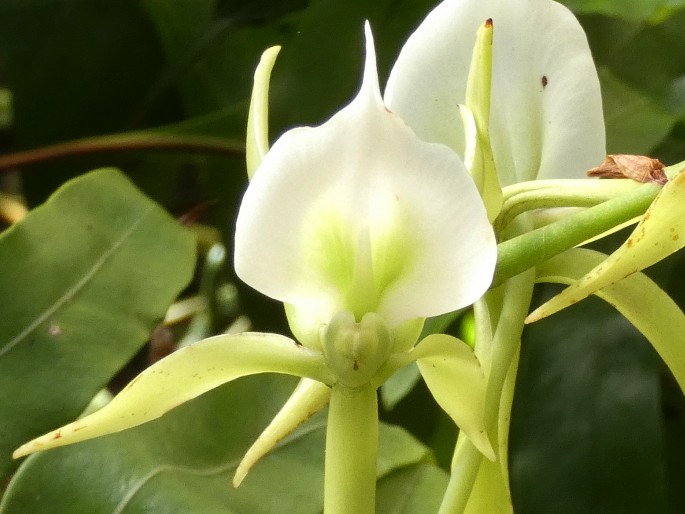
[587,154,667,185]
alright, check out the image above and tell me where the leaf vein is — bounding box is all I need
[0,205,154,358]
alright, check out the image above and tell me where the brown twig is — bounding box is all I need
[0,134,245,172]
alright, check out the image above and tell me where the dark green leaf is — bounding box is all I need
[600,67,677,154]
[510,293,668,513]
[562,0,685,21]
[0,168,196,482]
[376,462,448,513]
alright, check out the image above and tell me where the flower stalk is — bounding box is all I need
[324,383,379,514]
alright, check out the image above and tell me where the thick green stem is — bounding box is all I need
[324,383,378,514]
[483,270,534,434]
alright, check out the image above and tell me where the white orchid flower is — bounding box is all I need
[14,21,497,514]
[235,30,496,347]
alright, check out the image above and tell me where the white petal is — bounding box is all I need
[385,0,605,185]
[235,24,496,328]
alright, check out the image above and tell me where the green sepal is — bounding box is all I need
[233,377,330,487]
[534,248,685,394]
[380,334,494,461]
[246,46,281,179]
[14,333,334,458]
[461,19,502,222]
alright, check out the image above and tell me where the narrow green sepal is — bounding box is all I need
[377,334,494,460]
[246,46,281,179]
[233,377,331,487]
[14,332,333,458]
[415,334,494,460]
[461,19,502,222]
[535,248,685,395]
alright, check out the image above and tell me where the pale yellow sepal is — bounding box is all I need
[246,46,281,180]
[526,169,685,323]
[233,378,330,487]
[461,19,502,222]
[535,248,685,394]
[14,333,333,459]
[414,334,495,461]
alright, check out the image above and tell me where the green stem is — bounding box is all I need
[493,181,661,287]
[438,435,483,514]
[483,270,534,433]
[0,133,244,172]
[495,178,640,232]
[440,217,535,513]
[324,383,378,514]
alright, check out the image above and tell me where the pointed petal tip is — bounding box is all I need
[525,302,560,324]
[480,436,496,462]
[232,469,247,488]
[12,425,74,459]
[360,21,382,105]
[12,444,30,459]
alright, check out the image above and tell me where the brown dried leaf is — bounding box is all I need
[587,154,667,185]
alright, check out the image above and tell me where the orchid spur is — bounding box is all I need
[14,22,498,514]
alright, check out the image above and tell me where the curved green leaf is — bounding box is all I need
[14,332,334,458]
[0,168,195,479]
[528,169,685,322]
[533,248,685,394]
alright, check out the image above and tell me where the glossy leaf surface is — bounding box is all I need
[0,168,196,480]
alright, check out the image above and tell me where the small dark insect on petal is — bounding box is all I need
[587,154,668,185]
[541,75,548,88]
